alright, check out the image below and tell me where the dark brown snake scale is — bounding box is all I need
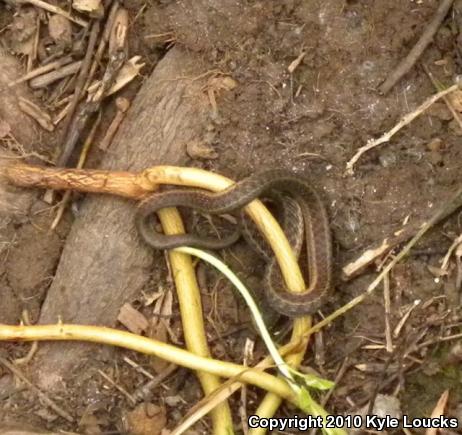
[135,169,333,317]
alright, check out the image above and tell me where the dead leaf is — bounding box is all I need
[118,303,149,334]
[125,403,167,435]
[48,15,73,47]
[72,0,104,17]
[142,289,164,306]
[87,56,145,99]
[148,322,170,373]
[8,8,37,56]
[148,290,173,373]
[0,120,12,138]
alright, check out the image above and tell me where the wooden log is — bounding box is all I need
[32,47,212,389]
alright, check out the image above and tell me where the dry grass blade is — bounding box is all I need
[425,389,449,435]
[170,375,249,435]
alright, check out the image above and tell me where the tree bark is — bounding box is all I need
[33,47,211,389]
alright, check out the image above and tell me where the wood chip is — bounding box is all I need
[29,60,82,89]
[72,0,104,17]
[288,51,306,74]
[48,15,73,47]
[186,140,218,160]
[109,8,129,56]
[117,303,149,335]
[18,97,54,131]
[87,56,144,97]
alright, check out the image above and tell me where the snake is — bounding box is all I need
[135,169,333,317]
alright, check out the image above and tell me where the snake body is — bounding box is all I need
[135,169,333,317]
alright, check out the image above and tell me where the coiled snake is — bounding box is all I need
[135,169,332,317]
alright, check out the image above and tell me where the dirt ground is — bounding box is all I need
[1,0,462,433]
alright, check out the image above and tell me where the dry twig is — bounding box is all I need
[98,369,136,405]
[8,54,73,89]
[345,83,460,175]
[383,272,393,353]
[310,183,462,335]
[51,111,101,229]
[13,0,88,27]
[342,184,462,282]
[239,339,254,435]
[2,162,155,198]
[132,363,177,402]
[57,21,101,166]
[0,356,74,422]
[99,97,130,150]
[85,0,120,89]
[18,97,54,131]
[378,0,454,94]
[28,60,82,89]
[423,64,462,131]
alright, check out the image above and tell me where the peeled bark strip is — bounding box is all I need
[2,163,155,199]
[33,47,211,389]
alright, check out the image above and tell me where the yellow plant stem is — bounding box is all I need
[143,166,305,291]
[144,166,312,429]
[158,207,233,435]
[0,324,298,403]
[249,317,311,435]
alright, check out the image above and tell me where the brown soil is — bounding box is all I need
[1,0,462,433]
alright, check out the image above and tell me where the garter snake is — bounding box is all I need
[135,169,333,317]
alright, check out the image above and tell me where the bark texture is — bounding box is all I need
[34,47,212,389]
